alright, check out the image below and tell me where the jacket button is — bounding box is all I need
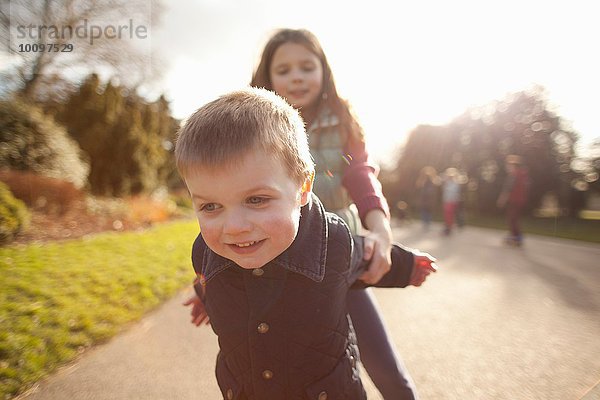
[318,391,328,400]
[252,268,264,277]
[350,355,356,368]
[226,388,233,399]
[262,369,273,380]
[257,322,270,334]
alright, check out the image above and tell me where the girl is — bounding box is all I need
[250,28,421,400]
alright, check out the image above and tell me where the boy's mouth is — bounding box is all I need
[235,241,257,248]
[228,239,265,254]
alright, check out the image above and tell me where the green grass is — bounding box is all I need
[461,214,600,243]
[411,211,600,243]
[0,220,199,399]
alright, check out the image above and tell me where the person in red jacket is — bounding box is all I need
[497,155,530,246]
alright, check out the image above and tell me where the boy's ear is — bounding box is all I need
[300,172,314,206]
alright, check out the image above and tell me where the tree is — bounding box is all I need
[55,73,178,196]
[0,0,163,101]
[570,140,600,211]
[387,86,579,215]
[0,99,89,188]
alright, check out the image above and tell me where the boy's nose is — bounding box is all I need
[222,211,252,235]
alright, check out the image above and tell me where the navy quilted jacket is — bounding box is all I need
[192,194,414,400]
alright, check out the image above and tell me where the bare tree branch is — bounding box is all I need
[1,0,163,100]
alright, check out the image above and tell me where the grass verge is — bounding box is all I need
[462,214,600,243]
[0,220,198,399]
[407,211,600,243]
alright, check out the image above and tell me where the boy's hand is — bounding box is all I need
[410,251,438,287]
[182,293,210,326]
[359,230,392,285]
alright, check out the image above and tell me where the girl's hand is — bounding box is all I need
[182,293,210,326]
[359,210,393,284]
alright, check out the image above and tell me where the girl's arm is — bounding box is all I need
[341,137,390,225]
[342,137,393,284]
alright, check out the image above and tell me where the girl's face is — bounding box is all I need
[269,42,323,110]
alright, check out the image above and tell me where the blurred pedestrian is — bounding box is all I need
[455,170,468,229]
[442,167,461,235]
[497,155,530,246]
[415,166,439,230]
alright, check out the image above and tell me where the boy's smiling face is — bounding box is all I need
[186,149,312,270]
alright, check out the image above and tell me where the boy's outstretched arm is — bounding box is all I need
[182,233,211,327]
[351,237,438,289]
[409,250,438,286]
[183,291,211,326]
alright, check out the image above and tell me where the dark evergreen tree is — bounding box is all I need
[56,74,178,196]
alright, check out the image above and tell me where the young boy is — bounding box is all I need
[175,88,436,400]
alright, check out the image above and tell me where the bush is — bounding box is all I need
[0,99,89,189]
[55,74,178,196]
[0,169,83,215]
[126,194,178,225]
[0,182,30,244]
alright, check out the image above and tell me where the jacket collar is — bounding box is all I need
[200,193,328,283]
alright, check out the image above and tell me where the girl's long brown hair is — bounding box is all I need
[250,28,364,144]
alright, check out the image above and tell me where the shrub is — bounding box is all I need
[0,169,83,215]
[0,99,89,189]
[0,182,30,244]
[56,74,178,196]
[126,192,178,225]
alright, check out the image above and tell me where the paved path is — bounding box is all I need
[19,223,600,400]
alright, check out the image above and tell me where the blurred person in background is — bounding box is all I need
[497,155,530,246]
[441,167,461,235]
[415,166,439,230]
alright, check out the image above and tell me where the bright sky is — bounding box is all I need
[152,0,599,167]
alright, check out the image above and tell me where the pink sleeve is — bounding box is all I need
[342,137,390,226]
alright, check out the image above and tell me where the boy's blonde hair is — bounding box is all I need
[175,87,314,184]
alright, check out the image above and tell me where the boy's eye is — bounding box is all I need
[199,203,219,212]
[247,196,268,205]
